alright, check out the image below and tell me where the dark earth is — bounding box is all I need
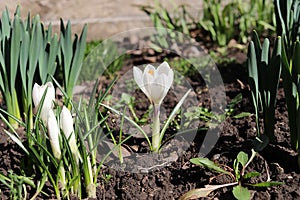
[0,31,299,200]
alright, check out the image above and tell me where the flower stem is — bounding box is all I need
[152,104,161,152]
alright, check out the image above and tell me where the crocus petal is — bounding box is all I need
[32,83,41,108]
[32,82,55,123]
[45,82,55,108]
[149,75,167,105]
[133,62,174,105]
[47,109,61,160]
[133,66,150,98]
[59,106,74,139]
[157,61,171,75]
[143,65,156,87]
[144,64,156,77]
[157,61,173,92]
[60,106,81,163]
[133,67,143,88]
[165,69,174,92]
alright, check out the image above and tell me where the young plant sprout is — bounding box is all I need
[133,61,174,152]
[32,82,55,123]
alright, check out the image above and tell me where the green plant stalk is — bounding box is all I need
[247,31,281,140]
[152,104,161,152]
[58,163,66,196]
[118,108,126,164]
[84,108,97,174]
[85,156,96,198]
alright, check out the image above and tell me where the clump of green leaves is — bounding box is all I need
[180,149,282,200]
[0,7,59,128]
[136,0,192,51]
[0,79,114,199]
[274,0,300,153]
[0,171,35,200]
[247,31,282,140]
[81,39,125,82]
[59,19,87,107]
[199,0,275,46]
[0,6,87,127]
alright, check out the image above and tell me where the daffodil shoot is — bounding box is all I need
[133,61,174,152]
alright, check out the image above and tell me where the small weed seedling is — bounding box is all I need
[180,149,283,200]
[183,93,250,128]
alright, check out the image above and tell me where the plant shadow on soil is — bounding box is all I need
[0,36,300,200]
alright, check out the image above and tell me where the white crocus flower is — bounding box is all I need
[32,82,55,123]
[133,61,174,152]
[60,106,81,163]
[47,109,61,161]
[133,61,174,105]
[47,109,66,190]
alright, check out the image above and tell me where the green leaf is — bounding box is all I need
[67,25,87,96]
[249,181,283,187]
[1,7,11,40]
[190,157,229,174]
[243,171,261,179]
[10,16,21,92]
[20,31,29,96]
[232,185,251,200]
[3,129,29,155]
[232,112,251,118]
[237,151,248,167]
[261,39,270,65]
[160,89,191,141]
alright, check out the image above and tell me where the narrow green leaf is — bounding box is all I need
[67,25,87,97]
[47,34,59,81]
[190,157,229,174]
[261,39,270,65]
[160,89,191,141]
[10,16,21,92]
[0,47,6,92]
[232,112,251,118]
[3,130,29,155]
[1,7,11,40]
[249,181,283,187]
[20,31,29,97]
[292,41,300,76]
[60,19,73,86]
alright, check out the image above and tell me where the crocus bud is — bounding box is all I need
[47,109,61,161]
[60,106,81,163]
[32,82,55,123]
[133,61,174,105]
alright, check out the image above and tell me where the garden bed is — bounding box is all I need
[0,35,299,199]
